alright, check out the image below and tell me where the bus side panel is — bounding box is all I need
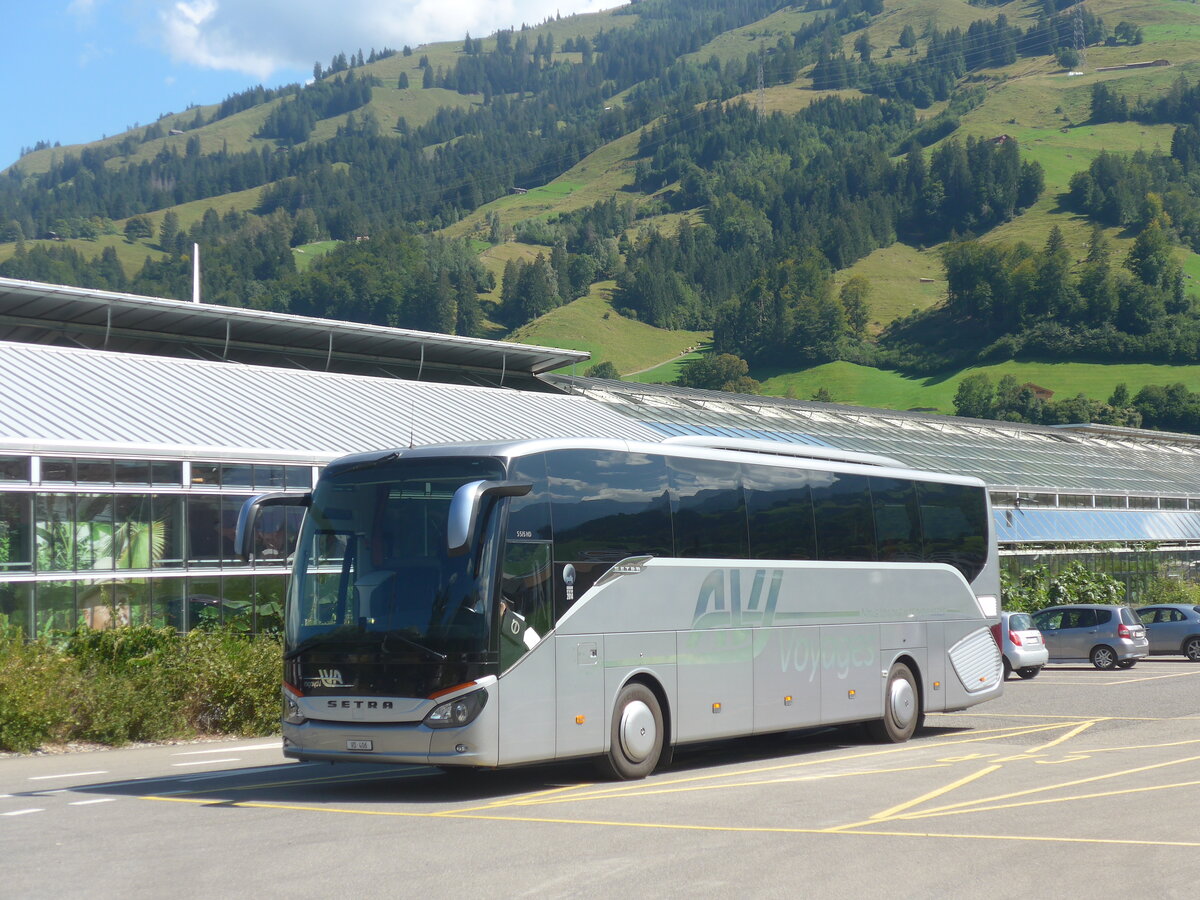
[676,628,753,742]
[496,638,558,766]
[752,627,821,734]
[923,622,948,712]
[554,633,605,760]
[819,624,883,725]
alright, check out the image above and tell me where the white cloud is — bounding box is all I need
[145,0,623,79]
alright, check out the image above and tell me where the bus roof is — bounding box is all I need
[321,436,988,488]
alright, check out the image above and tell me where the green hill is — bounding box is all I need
[2,0,1200,425]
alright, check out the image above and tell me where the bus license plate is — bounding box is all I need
[346,740,373,752]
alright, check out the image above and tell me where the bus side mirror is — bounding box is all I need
[236,492,311,563]
[447,480,532,556]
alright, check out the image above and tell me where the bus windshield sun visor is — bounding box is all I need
[446,480,532,556]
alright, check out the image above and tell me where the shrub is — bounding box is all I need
[0,622,282,753]
[0,626,78,752]
[1002,562,1124,612]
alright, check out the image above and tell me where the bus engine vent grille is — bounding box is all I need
[948,628,1002,693]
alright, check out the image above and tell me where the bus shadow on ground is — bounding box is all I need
[62,723,975,807]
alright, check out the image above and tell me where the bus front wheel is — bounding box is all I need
[599,683,663,780]
[867,662,921,743]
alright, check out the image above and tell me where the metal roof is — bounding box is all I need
[0,341,656,463]
[545,375,1200,499]
[0,277,588,389]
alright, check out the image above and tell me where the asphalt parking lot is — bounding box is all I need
[4,659,1199,899]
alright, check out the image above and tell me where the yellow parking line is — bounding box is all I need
[895,753,1200,819]
[510,763,955,807]
[1106,669,1200,684]
[895,778,1200,821]
[137,795,1200,846]
[865,765,1001,822]
[1029,720,1096,752]
[140,795,1200,849]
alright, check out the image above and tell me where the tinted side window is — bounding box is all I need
[1095,608,1112,625]
[917,481,988,581]
[811,472,875,561]
[743,465,817,560]
[1033,610,1061,630]
[506,453,552,542]
[871,477,922,562]
[1064,609,1097,629]
[668,457,746,559]
[547,450,672,562]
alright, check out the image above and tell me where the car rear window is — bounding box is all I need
[1008,613,1032,630]
[1119,607,1140,625]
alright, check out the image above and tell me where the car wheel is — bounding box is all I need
[1003,657,1012,680]
[1183,637,1200,662]
[1090,645,1117,670]
[1016,666,1040,679]
[1116,660,1136,669]
[866,662,921,743]
[597,682,663,780]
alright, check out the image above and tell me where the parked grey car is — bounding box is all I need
[1134,604,1200,661]
[1031,604,1149,670]
[998,611,1048,679]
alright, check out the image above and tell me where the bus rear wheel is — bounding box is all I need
[867,662,921,743]
[599,683,663,780]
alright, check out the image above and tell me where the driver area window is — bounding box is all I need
[499,542,552,671]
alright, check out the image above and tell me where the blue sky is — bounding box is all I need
[4,0,619,170]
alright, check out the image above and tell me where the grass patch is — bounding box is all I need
[758,359,1200,412]
[507,283,709,376]
[292,240,341,271]
[834,243,946,332]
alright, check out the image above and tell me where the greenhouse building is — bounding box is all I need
[3,276,1200,636]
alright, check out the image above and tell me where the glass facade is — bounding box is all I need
[0,454,314,637]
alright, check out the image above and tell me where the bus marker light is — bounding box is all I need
[712,703,721,714]
[933,681,941,690]
[575,715,586,725]
[847,690,856,699]
[428,680,478,700]
[784,696,793,706]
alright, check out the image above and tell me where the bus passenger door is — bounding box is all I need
[496,541,557,765]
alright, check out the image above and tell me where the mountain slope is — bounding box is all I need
[1,0,1198,418]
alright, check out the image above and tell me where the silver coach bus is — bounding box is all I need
[238,436,1003,779]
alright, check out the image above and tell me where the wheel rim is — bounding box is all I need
[1094,648,1114,668]
[619,700,657,762]
[1186,639,1200,661]
[887,674,916,729]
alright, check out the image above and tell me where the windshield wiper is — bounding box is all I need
[284,635,355,660]
[382,631,447,661]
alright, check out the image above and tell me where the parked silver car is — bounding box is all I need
[1134,604,1200,661]
[1030,604,1149,670]
[998,611,1048,679]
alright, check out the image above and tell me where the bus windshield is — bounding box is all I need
[286,456,505,661]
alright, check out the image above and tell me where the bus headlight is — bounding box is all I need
[282,687,307,725]
[424,689,488,729]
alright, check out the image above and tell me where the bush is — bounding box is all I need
[0,622,282,753]
[1002,562,1124,612]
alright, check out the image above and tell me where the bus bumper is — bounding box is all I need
[282,698,500,767]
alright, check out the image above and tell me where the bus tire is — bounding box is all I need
[599,682,663,780]
[867,662,921,743]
